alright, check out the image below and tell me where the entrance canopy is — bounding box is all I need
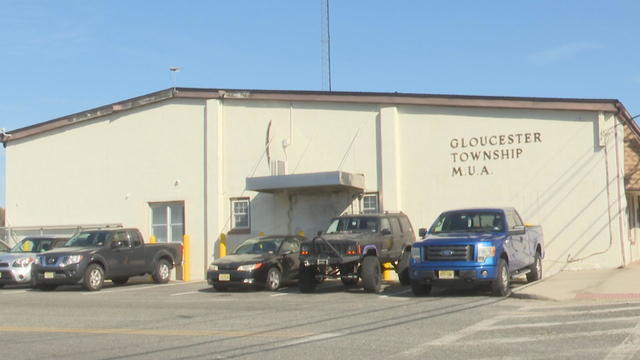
[246,171,365,194]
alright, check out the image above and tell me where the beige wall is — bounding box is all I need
[6,98,208,278]
[6,96,637,280]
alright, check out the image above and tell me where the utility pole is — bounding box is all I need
[321,0,332,91]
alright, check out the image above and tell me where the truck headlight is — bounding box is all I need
[477,245,495,262]
[237,263,263,272]
[411,247,421,262]
[208,264,218,271]
[63,255,83,265]
[12,257,35,267]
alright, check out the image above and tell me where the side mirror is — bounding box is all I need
[281,250,293,256]
[418,228,428,237]
[316,230,323,236]
[381,228,391,235]
[510,225,526,235]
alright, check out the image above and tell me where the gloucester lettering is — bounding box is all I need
[450,132,542,177]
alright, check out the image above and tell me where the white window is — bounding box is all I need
[362,193,379,214]
[150,202,185,243]
[231,198,250,232]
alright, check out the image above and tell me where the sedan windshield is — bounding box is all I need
[234,237,284,255]
[11,238,54,253]
[430,211,504,234]
[64,232,108,247]
[325,217,378,234]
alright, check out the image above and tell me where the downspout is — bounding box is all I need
[613,116,628,265]
[203,101,209,273]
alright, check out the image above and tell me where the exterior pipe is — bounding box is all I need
[613,118,628,266]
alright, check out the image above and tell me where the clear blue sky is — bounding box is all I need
[1,1,639,206]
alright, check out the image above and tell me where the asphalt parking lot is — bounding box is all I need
[2,278,640,360]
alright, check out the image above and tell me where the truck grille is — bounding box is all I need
[0,262,9,267]
[425,245,474,261]
[310,242,350,256]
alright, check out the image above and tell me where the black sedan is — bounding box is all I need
[207,235,305,291]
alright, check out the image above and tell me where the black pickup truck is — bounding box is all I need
[298,212,416,293]
[32,228,182,291]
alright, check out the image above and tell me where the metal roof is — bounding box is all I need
[2,87,638,144]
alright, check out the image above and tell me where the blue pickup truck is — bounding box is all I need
[409,207,543,297]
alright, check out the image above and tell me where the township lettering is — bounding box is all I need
[450,132,542,177]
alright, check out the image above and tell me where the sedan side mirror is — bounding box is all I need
[418,228,428,237]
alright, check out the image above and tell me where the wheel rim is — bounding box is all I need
[159,263,170,280]
[536,258,542,277]
[89,268,102,289]
[500,264,509,290]
[268,269,280,289]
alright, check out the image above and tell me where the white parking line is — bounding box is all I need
[509,305,640,318]
[82,281,197,295]
[0,290,28,295]
[170,291,200,296]
[605,318,640,360]
[270,293,288,297]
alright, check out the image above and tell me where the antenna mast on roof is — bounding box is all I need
[321,0,332,91]
[169,67,181,88]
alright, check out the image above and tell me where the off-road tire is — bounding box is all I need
[111,276,129,285]
[265,267,282,291]
[299,266,317,293]
[526,252,542,283]
[398,250,411,286]
[82,263,104,291]
[361,256,382,293]
[411,280,432,296]
[152,259,171,284]
[491,258,510,297]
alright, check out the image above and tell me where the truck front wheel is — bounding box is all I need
[491,258,510,297]
[299,266,317,293]
[397,250,411,286]
[152,259,171,284]
[83,263,104,291]
[361,256,382,293]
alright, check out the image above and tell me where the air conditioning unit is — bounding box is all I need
[271,160,287,176]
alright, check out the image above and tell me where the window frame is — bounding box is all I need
[361,192,379,214]
[230,197,251,234]
[149,201,185,243]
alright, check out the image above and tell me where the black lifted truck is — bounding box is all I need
[32,228,182,291]
[298,212,416,293]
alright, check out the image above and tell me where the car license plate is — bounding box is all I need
[317,258,329,265]
[44,272,55,279]
[218,273,230,282]
[438,270,455,279]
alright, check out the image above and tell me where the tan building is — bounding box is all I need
[3,88,640,279]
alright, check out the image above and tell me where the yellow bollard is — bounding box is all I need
[149,235,157,244]
[219,233,227,258]
[383,262,393,281]
[182,234,191,281]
